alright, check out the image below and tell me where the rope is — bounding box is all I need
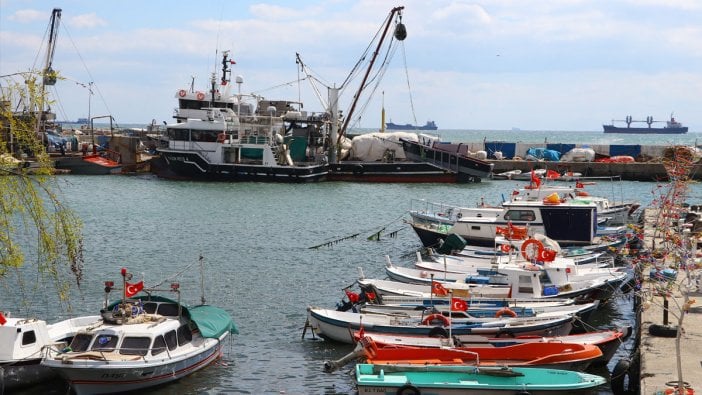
[400,41,419,127]
[308,212,408,249]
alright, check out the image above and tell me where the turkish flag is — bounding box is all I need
[125,281,144,297]
[451,297,467,311]
[0,311,6,325]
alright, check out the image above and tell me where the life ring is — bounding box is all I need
[396,384,421,395]
[217,133,226,143]
[664,381,693,395]
[495,307,518,318]
[178,89,187,98]
[196,91,205,100]
[521,239,544,261]
[500,244,511,253]
[422,313,450,327]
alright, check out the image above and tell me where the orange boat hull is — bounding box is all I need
[363,339,602,371]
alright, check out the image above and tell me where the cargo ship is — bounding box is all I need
[386,120,438,130]
[603,114,687,134]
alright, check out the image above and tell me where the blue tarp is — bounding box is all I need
[609,145,641,158]
[526,147,561,161]
[484,141,516,159]
[546,143,576,155]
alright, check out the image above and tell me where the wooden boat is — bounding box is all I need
[0,314,100,392]
[357,299,599,321]
[305,307,573,344]
[357,277,512,299]
[351,326,631,365]
[355,363,607,394]
[41,268,238,395]
[383,257,629,301]
[326,336,602,372]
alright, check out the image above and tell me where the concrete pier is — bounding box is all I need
[638,208,702,394]
[488,159,691,181]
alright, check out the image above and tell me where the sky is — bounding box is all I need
[1,0,702,132]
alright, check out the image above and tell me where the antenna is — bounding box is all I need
[199,255,206,305]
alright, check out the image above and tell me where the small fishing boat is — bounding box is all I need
[0,314,100,392]
[355,363,607,394]
[351,326,630,366]
[41,267,238,395]
[305,307,573,344]
[326,336,602,372]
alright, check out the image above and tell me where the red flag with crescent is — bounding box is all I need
[451,297,467,311]
[125,281,144,297]
[431,281,448,296]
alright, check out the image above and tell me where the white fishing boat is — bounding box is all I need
[408,178,638,248]
[41,268,238,395]
[305,307,573,344]
[0,313,99,392]
[157,52,329,182]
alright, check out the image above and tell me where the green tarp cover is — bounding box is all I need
[188,305,239,338]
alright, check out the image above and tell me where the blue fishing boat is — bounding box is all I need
[355,363,606,394]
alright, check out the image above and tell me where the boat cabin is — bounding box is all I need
[0,317,54,362]
[65,300,194,359]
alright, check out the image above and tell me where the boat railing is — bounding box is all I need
[409,199,461,222]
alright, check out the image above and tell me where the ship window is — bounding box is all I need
[504,210,535,221]
[91,334,118,352]
[21,330,37,345]
[471,226,480,230]
[143,302,158,314]
[165,330,178,350]
[152,335,167,356]
[70,333,92,352]
[177,324,192,346]
[157,303,180,317]
[120,337,150,356]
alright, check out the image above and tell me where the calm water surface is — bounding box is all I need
[10,166,702,394]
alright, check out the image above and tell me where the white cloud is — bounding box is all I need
[8,8,47,23]
[68,13,108,29]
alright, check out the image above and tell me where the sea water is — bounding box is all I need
[9,130,702,394]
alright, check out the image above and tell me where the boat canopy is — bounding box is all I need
[107,295,238,337]
[188,305,239,337]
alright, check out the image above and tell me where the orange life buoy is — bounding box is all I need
[178,89,187,98]
[431,281,448,296]
[196,91,205,100]
[500,244,511,253]
[217,133,226,143]
[422,313,451,327]
[495,307,518,318]
[521,239,544,261]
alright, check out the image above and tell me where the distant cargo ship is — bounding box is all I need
[386,120,438,130]
[603,114,687,134]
